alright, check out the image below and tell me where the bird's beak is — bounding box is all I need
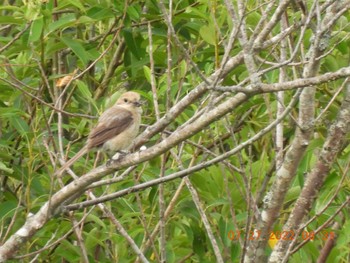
[133,100,143,107]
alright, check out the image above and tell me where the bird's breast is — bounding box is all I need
[102,120,140,152]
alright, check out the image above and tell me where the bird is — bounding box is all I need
[55,91,142,177]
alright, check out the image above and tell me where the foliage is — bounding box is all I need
[0,0,350,262]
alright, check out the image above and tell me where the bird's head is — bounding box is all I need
[116,91,142,108]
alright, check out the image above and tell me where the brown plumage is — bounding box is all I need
[55,91,142,177]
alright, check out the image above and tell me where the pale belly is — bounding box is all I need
[102,124,139,152]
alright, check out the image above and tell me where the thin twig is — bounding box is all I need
[0,77,95,119]
[0,21,32,54]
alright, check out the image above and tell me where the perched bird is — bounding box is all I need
[55,91,142,176]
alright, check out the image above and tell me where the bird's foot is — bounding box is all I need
[106,150,129,166]
[112,150,129,160]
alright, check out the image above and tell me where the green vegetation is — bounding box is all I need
[0,0,350,262]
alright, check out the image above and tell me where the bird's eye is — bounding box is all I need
[124,98,128,103]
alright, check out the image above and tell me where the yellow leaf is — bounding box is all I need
[268,232,278,249]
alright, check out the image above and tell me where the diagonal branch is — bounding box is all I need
[269,82,350,262]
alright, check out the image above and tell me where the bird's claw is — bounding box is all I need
[107,150,129,166]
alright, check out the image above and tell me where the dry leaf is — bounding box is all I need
[56,75,73,88]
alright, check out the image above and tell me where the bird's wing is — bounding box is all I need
[88,107,133,148]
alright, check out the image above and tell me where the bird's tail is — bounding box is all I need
[55,146,88,177]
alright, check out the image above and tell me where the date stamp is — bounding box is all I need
[227,230,335,241]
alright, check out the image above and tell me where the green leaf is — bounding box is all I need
[0,16,22,25]
[86,6,115,20]
[285,186,301,204]
[85,227,105,250]
[29,16,44,42]
[56,239,81,261]
[0,162,13,174]
[179,59,188,79]
[199,24,216,45]
[123,29,140,59]
[127,5,140,20]
[84,213,107,229]
[0,6,22,12]
[61,37,89,65]
[185,6,209,19]
[192,225,206,258]
[0,107,28,119]
[10,116,29,135]
[76,80,92,99]
[76,15,94,24]
[0,201,18,220]
[246,11,261,27]
[66,0,85,11]
[143,65,151,83]
[324,56,339,72]
[47,14,76,34]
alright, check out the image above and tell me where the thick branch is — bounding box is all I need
[269,82,350,262]
[216,66,350,94]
